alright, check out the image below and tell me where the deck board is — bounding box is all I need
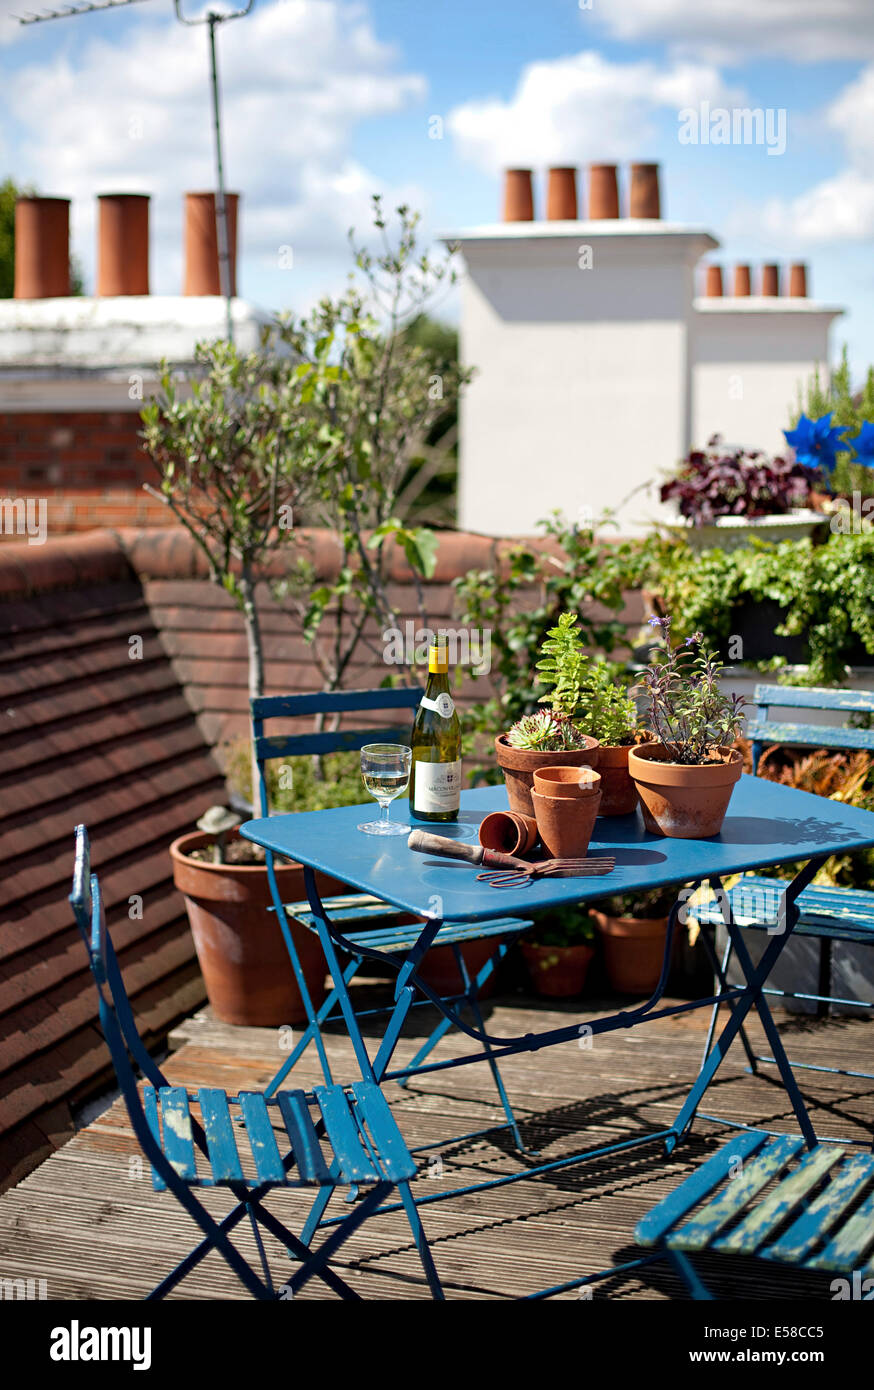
[1,994,871,1300]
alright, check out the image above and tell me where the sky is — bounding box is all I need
[2,0,874,376]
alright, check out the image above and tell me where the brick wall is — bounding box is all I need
[0,411,166,537]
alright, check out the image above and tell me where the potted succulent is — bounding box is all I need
[520,907,596,998]
[537,612,649,815]
[590,888,677,996]
[629,616,745,839]
[660,435,824,552]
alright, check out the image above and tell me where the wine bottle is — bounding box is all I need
[409,641,462,822]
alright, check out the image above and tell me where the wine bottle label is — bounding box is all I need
[413,759,462,813]
[419,692,455,718]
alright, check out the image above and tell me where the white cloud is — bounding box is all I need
[593,0,874,64]
[3,0,425,292]
[752,64,874,244]
[447,50,742,174]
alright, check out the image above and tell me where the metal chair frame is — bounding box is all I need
[69,824,439,1300]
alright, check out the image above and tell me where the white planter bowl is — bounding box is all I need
[668,509,826,553]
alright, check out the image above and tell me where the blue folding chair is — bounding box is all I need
[69,824,443,1300]
[251,688,531,1152]
[635,1128,874,1299]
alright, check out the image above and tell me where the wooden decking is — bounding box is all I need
[1,992,872,1300]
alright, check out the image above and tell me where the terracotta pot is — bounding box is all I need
[704,264,723,297]
[532,782,601,858]
[417,935,502,999]
[479,810,538,855]
[596,744,640,817]
[628,743,742,839]
[546,167,578,220]
[761,263,779,296]
[521,942,594,998]
[533,765,600,799]
[629,162,660,219]
[733,264,752,297]
[591,911,669,995]
[502,169,534,222]
[170,829,347,1026]
[588,163,619,219]
[788,262,807,297]
[494,735,600,817]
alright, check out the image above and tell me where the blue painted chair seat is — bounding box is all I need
[143,1080,416,1191]
[636,1129,874,1276]
[278,893,529,954]
[691,874,874,946]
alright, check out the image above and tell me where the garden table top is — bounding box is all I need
[240,775,874,922]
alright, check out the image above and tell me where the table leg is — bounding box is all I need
[668,858,826,1153]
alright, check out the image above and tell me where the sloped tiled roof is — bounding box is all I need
[0,533,225,1189]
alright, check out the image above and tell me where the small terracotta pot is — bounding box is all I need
[591,911,669,995]
[596,744,641,816]
[521,942,594,998]
[416,935,502,999]
[479,810,538,855]
[532,781,601,859]
[533,765,601,799]
[628,743,742,839]
[494,735,600,817]
[170,829,345,1026]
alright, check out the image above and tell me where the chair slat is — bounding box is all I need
[159,1087,197,1181]
[753,683,874,713]
[807,1185,874,1272]
[762,1154,874,1264]
[255,726,415,762]
[198,1088,244,1184]
[251,687,422,720]
[142,1086,166,1192]
[713,1145,844,1256]
[350,1082,417,1184]
[238,1092,287,1185]
[747,721,874,753]
[314,1086,381,1184]
[276,1091,331,1185]
[668,1135,804,1252]
[635,1130,767,1247]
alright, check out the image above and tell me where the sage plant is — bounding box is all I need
[635,616,745,765]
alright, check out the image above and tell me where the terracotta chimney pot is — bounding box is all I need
[14,196,71,299]
[588,164,620,219]
[184,191,239,296]
[733,264,752,297]
[97,194,150,296]
[788,263,808,297]
[760,263,780,296]
[629,163,661,218]
[546,167,578,220]
[502,169,534,222]
[704,265,723,297]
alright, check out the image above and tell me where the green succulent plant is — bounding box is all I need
[505,709,589,751]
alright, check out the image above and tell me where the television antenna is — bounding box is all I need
[14,0,255,342]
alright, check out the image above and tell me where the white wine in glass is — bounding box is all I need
[358,743,412,836]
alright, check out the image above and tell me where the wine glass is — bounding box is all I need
[358,743,412,835]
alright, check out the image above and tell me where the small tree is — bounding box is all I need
[273,198,472,694]
[140,340,326,803]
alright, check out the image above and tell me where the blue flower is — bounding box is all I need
[850,420,874,468]
[783,413,849,475]
[647,616,663,627]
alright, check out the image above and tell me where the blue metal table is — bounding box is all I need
[240,776,874,1297]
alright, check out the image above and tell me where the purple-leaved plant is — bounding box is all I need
[660,435,813,526]
[635,617,746,765]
